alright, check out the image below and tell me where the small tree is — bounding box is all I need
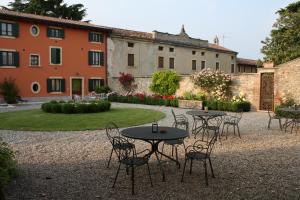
[118,72,136,95]
[150,70,180,96]
[0,78,19,104]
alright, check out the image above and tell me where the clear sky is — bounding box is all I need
[1,0,297,59]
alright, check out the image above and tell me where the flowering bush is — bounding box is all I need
[118,72,137,95]
[278,93,296,107]
[232,92,247,103]
[150,70,180,96]
[191,69,231,100]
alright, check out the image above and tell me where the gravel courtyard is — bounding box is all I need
[1,103,300,200]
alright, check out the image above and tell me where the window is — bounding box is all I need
[0,22,18,37]
[0,51,19,67]
[30,54,40,66]
[201,52,205,56]
[30,25,39,36]
[192,51,196,55]
[31,82,40,94]
[89,32,104,43]
[158,56,164,68]
[169,48,174,52]
[88,79,105,92]
[47,27,64,39]
[47,78,65,93]
[158,46,164,51]
[231,64,235,73]
[216,62,220,70]
[201,60,206,70]
[88,51,104,66]
[128,54,134,66]
[169,57,174,69]
[50,47,62,65]
[192,60,197,70]
[216,54,219,58]
[231,56,234,60]
[128,42,134,47]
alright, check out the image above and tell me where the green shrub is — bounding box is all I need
[41,103,52,112]
[59,100,66,103]
[61,103,74,114]
[95,86,111,94]
[150,70,180,96]
[0,78,19,104]
[50,100,58,104]
[88,103,98,113]
[170,99,179,107]
[51,103,62,113]
[0,139,17,193]
[75,103,89,113]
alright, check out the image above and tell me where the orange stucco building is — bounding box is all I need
[0,9,112,101]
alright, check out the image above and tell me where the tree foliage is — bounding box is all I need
[8,0,86,20]
[150,70,180,96]
[261,1,300,65]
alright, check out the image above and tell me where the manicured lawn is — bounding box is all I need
[0,108,165,131]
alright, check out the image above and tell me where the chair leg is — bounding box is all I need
[204,161,208,186]
[237,124,241,138]
[189,159,193,174]
[233,125,236,136]
[160,143,165,160]
[221,123,225,136]
[181,158,188,182]
[268,118,271,129]
[175,147,180,169]
[146,163,153,187]
[226,125,229,139]
[131,166,135,195]
[107,148,114,168]
[278,118,282,130]
[208,157,215,178]
[171,145,174,157]
[112,162,121,188]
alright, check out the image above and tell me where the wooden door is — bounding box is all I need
[260,73,274,110]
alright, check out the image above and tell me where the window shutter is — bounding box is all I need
[61,79,65,92]
[51,48,56,64]
[47,27,51,37]
[60,29,65,39]
[14,52,19,67]
[100,52,104,66]
[88,51,93,65]
[100,34,104,43]
[100,79,105,86]
[12,23,19,37]
[88,32,93,42]
[47,79,52,93]
[0,52,3,66]
[0,22,2,36]
[88,79,93,92]
[56,49,61,64]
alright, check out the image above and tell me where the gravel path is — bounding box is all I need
[1,103,300,200]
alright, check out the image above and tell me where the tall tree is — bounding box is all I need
[8,0,86,20]
[261,1,300,65]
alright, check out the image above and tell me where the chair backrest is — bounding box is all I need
[208,116,223,128]
[171,109,178,124]
[192,131,218,158]
[106,122,120,145]
[235,111,243,123]
[113,136,134,161]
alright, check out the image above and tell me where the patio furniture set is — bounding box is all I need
[267,107,300,134]
[105,108,244,194]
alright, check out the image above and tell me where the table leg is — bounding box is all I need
[154,151,166,182]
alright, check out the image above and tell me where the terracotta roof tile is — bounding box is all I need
[208,43,235,53]
[112,28,153,39]
[237,58,257,66]
[0,8,112,32]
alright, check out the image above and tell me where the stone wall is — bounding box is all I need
[274,57,300,105]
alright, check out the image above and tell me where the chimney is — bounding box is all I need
[214,35,219,46]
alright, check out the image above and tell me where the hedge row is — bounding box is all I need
[204,100,251,112]
[108,95,179,107]
[41,100,111,114]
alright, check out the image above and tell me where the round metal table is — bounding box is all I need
[186,110,226,137]
[121,126,188,181]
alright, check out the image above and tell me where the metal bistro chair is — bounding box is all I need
[181,130,219,186]
[106,122,135,168]
[191,115,206,139]
[221,111,243,139]
[161,110,189,168]
[285,113,300,134]
[267,108,283,130]
[112,136,153,195]
[203,116,223,142]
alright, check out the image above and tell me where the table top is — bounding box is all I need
[186,109,226,117]
[279,107,300,114]
[121,126,188,140]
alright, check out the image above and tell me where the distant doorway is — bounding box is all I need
[71,78,83,98]
[260,73,274,110]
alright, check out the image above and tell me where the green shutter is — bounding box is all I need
[47,79,52,93]
[51,48,56,64]
[14,52,19,67]
[88,51,93,65]
[0,52,3,66]
[60,29,65,38]
[88,79,93,92]
[100,52,104,66]
[56,48,61,64]
[12,23,19,37]
[61,79,65,92]
[100,79,104,86]
[0,22,2,36]
[100,34,104,43]
[47,27,51,37]
[88,32,93,41]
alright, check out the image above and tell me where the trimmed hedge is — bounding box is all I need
[108,95,179,107]
[204,100,251,112]
[41,100,111,114]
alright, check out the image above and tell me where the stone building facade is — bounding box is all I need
[107,26,238,94]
